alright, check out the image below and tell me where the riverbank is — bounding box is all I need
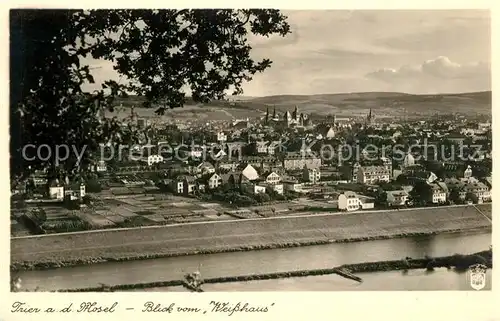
[52,249,492,292]
[11,205,492,272]
[11,227,491,272]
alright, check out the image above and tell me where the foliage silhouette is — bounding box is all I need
[11,9,291,181]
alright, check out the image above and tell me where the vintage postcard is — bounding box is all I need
[2,2,496,321]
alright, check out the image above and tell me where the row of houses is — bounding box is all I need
[162,163,321,196]
[384,177,491,207]
[48,179,86,201]
[339,177,491,211]
[163,174,300,196]
[356,165,391,184]
[94,151,322,174]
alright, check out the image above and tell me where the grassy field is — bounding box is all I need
[11,204,491,267]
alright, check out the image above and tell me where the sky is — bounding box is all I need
[84,10,491,96]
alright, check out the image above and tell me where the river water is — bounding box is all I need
[17,231,491,291]
[128,268,493,292]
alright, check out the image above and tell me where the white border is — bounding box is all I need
[0,2,497,321]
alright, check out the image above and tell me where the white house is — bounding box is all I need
[386,190,409,207]
[403,153,415,168]
[49,179,86,201]
[358,197,375,209]
[463,165,473,179]
[338,191,360,211]
[96,160,107,172]
[241,164,260,181]
[217,131,227,143]
[176,180,184,194]
[208,173,222,189]
[323,127,335,138]
[465,181,490,202]
[147,154,164,166]
[482,189,492,202]
[264,171,281,185]
[256,141,268,154]
[187,147,204,159]
[254,184,267,194]
[430,183,447,204]
[48,180,64,201]
[357,166,390,184]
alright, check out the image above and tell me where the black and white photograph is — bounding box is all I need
[9,9,492,294]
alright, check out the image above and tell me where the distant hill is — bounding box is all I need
[108,91,491,121]
[242,91,492,117]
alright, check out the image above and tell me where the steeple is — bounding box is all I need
[265,107,269,123]
[292,105,299,119]
[95,100,106,123]
[131,105,138,123]
[367,109,373,123]
[272,106,276,119]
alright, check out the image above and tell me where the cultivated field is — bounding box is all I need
[82,193,234,227]
[11,192,318,236]
[82,194,312,227]
[11,204,492,265]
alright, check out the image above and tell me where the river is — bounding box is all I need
[126,268,493,292]
[17,231,491,291]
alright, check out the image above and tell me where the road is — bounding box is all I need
[11,204,492,264]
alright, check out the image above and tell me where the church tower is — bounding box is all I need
[131,105,138,124]
[366,109,373,125]
[292,105,299,120]
[95,100,104,124]
[284,111,292,127]
[265,107,269,124]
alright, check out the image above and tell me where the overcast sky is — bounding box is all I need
[84,10,491,96]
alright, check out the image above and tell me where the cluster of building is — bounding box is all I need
[14,103,492,214]
[263,106,313,128]
[160,160,322,197]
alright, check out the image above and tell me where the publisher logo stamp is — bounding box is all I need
[468,263,487,290]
